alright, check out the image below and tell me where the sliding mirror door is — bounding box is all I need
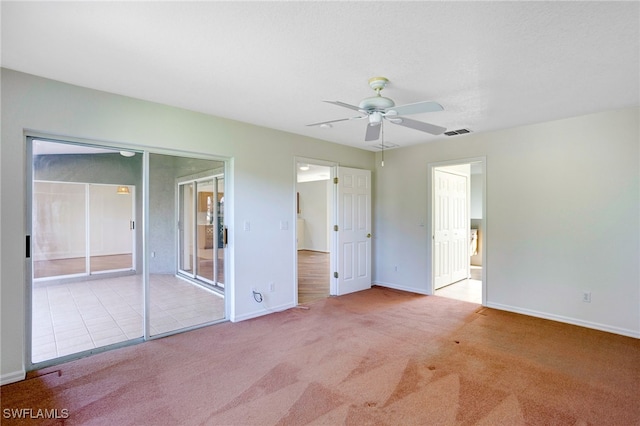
[29,139,228,365]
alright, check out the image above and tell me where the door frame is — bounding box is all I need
[427,156,487,305]
[294,157,338,304]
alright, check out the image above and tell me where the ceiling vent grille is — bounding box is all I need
[371,141,399,150]
[444,129,472,136]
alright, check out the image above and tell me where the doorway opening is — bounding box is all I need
[295,159,334,304]
[429,158,486,305]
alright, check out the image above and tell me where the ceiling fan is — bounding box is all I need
[307,77,446,142]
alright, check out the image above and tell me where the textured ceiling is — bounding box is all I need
[2,1,639,151]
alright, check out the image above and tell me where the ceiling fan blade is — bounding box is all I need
[306,115,366,127]
[385,101,443,116]
[323,100,364,112]
[388,116,446,135]
[365,123,381,141]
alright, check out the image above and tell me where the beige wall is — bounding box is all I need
[2,68,638,385]
[1,69,374,383]
[372,107,640,338]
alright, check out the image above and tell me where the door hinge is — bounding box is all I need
[334,225,338,231]
[333,177,339,184]
[334,271,339,279]
[26,235,31,258]
[130,220,135,230]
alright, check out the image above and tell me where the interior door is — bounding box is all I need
[434,169,469,289]
[336,167,371,295]
[434,170,452,289]
[449,173,469,283]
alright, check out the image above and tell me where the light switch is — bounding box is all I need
[280,221,288,230]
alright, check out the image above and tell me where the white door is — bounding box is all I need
[434,170,452,289]
[336,167,371,295]
[434,169,469,289]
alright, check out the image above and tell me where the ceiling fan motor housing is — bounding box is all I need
[358,96,395,111]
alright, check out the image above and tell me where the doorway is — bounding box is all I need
[295,160,373,303]
[296,160,333,304]
[429,158,486,305]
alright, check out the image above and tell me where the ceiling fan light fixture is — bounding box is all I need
[369,111,383,124]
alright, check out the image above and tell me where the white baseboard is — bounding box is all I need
[373,282,638,339]
[231,302,296,322]
[486,302,640,339]
[1,369,25,386]
[373,281,430,296]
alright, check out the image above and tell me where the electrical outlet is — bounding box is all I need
[582,291,591,303]
[268,282,275,292]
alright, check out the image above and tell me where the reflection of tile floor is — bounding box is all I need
[435,267,482,304]
[32,274,225,363]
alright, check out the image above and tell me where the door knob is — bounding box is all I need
[367,233,371,238]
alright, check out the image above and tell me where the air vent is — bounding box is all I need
[444,128,472,136]
[371,141,399,150]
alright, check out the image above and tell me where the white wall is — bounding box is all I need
[373,107,640,338]
[0,69,374,383]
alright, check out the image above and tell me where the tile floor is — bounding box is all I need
[435,266,482,304]
[32,274,225,363]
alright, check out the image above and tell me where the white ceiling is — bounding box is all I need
[2,2,638,152]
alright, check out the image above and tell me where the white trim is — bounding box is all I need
[486,302,640,339]
[231,302,297,322]
[1,369,26,386]
[372,281,429,296]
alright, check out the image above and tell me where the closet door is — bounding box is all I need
[434,170,468,289]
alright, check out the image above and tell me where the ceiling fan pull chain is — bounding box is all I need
[381,120,385,167]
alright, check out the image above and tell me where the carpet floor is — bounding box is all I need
[2,286,639,425]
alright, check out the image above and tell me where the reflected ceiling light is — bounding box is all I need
[120,151,135,157]
[116,186,130,195]
[299,164,310,171]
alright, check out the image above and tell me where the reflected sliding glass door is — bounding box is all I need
[178,175,225,291]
